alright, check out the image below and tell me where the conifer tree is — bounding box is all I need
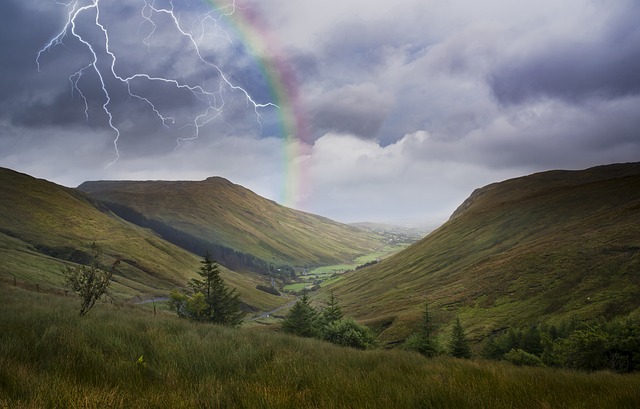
[405,299,439,357]
[448,316,472,359]
[321,290,343,325]
[282,290,319,338]
[481,335,503,360]
[169,253,243,326]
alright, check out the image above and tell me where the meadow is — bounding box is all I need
[283,244,408,293]
[2,285,639,408]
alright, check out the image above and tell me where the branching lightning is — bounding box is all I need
[36,0,278,167]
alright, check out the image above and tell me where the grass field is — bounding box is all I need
[283,244,410,293]
[2,285,640,408]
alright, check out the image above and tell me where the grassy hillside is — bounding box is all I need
[328,162,640,344]
[2,285,639,408]
[0,167,288,312]
[78,178,382,269]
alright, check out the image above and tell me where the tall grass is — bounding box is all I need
[1,286,639,408]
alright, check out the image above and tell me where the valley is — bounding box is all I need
[1,162,640,406]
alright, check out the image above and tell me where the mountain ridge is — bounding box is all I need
[0,167,289,312]
[327,162,640,344]
[78,177,383,272]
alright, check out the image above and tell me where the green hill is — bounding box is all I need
[0,167,288,312]
[328,162,640,344]
[78,178,382,272]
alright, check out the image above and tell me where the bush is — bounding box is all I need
[322,318,376,350]
[63,242,118,316]
[555,328,610,371]
[504,348,544,367]
[404,333,439,357]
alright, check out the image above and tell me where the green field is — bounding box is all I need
[2,286,640,408]
[283,245,410,293]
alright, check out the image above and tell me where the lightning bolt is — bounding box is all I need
[36,0,278,167]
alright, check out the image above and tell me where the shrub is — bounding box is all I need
[62,242,118,316]
[555,327,610,371]
[505,348,544,367]
[322,318,376,350]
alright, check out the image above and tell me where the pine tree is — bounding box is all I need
[521,325,543,356]
[321,290,343,325]
[481,335,503,360]
[405,299,439,357]
[169,253,243,326]
[449,316,472,359]
[282,291,319,338]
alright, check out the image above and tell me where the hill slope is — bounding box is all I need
[328,162,640,343]
[78,178,382,272]
[0,167,287,312]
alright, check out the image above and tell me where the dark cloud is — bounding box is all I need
[309,84,392,139]
[3,0,640,224]
[11,92,101,129]
[489,5,640,105]
[0,1,72,101]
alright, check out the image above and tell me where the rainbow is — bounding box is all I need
[203,1,308,209]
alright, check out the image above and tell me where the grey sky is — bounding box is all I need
[1,0,639,225]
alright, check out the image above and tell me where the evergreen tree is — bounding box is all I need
[521,325,543,356]
[448,317,472,359]
[282,291,319,338]
[405,299,439,357]
[321,290,343,326]
[481,335,503,360]
[169,253,243,326]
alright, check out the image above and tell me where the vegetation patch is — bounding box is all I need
[2,286,640,408]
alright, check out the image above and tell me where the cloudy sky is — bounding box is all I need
[1,0,639,225]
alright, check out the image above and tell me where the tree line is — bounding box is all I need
[281,291,377,350]
[481,314,640,372]
[403,300,473,359]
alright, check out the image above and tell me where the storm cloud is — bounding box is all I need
[489,4,640,105]
[1,0,639,224]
